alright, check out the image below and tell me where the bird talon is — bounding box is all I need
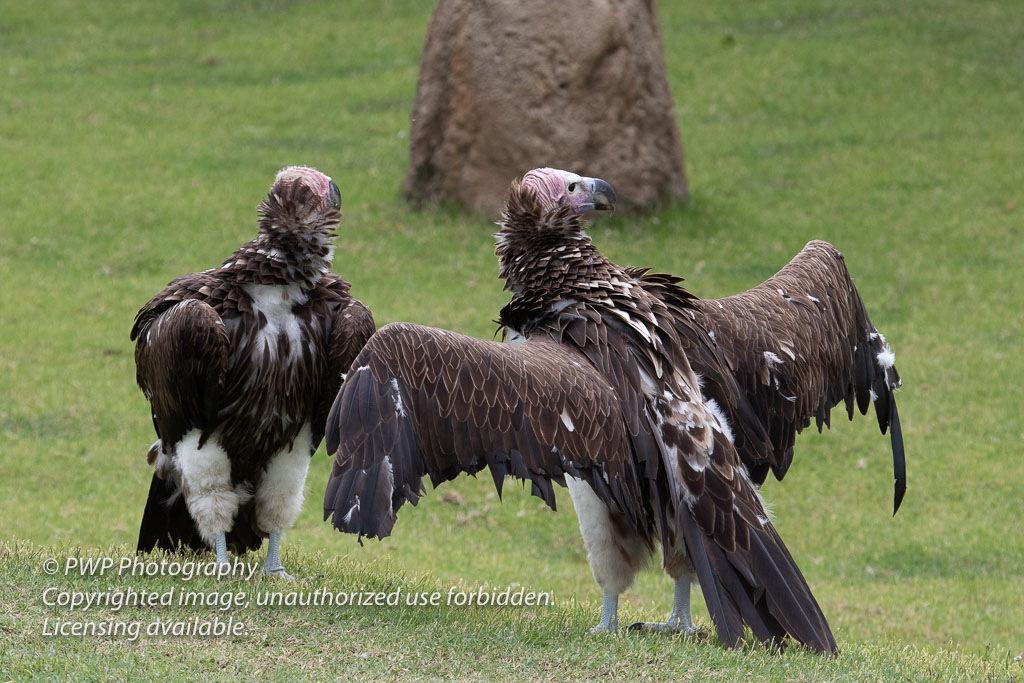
[627,621,705,638]
[263,566,295,581]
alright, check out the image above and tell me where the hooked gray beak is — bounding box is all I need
[588,178,616,213]
[328,180,342,211]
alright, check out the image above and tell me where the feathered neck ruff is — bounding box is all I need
[220,181,339,289]
[494,179,605,296]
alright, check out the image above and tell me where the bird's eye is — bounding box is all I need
[568,182,578,193]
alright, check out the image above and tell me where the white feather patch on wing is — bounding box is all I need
[389,378,407,418]
[342,495,361,525]
[750,479,774,525]
[560,408,575,432]
[703,398,735,444]
[609,308,652,343]
[877,345,896,369]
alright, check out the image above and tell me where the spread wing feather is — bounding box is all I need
[679,240,905,513]
[323,322,651,541]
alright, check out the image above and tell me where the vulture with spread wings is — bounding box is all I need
[323,168,904,653]
[133,167,374,577]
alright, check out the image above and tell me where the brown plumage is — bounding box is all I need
[324,168,904,653]
[325,322,651,541]
[134,167,374,576]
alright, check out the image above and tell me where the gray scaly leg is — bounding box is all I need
[627,575,701,635]
[263,529,294,580]
[591,591,619,633]
[214,532,229,566]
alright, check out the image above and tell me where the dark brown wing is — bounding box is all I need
[133,297,229,449]
[130,272,252,343]
[323,322,652,541]
[687,240,905,512]
[311,278,375,450]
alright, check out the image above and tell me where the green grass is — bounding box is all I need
[2,542,1018,681]
[2,0,1022,679]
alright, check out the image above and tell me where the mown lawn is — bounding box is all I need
[2,0,1022,679]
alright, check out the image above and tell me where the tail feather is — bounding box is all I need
[137,473,204,553]
[743,530,837,653]
[679,510,745,648]
[679,507,838,654]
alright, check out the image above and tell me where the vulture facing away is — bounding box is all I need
[323,168,904,653]
[133,166,374,577]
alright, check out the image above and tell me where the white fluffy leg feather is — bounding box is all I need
[255,424,312,580]
[566,476,650,635]
[176,430,239,549]
[255,424,312,534]
[566,476,647,595]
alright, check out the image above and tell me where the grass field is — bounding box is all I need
[2,0,1023,679]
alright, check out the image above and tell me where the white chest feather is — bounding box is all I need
[243,283,308,361]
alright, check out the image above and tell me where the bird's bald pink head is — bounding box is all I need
[272,166,341,213]
[521,167,616,215]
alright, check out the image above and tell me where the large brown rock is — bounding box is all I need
[403,0,687,215]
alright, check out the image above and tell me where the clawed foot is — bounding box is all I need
[589,623,617,635]
[263,565,296,581]
[261,529,295,580]
[627,620,707,639]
